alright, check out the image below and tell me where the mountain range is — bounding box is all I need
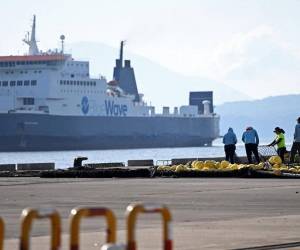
[216,94,300,143]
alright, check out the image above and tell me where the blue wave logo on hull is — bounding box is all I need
[81,96,89,115]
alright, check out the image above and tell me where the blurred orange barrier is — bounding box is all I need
[19,208,61,250]
[70,207,117,250]
[0,217,4,250]
[126,203,172,250]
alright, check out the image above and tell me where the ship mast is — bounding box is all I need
[23,15,39,55]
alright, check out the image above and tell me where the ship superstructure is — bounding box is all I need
[0,16,219,151]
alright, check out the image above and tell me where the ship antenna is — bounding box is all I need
[60,35,65,54]
[23,15,39,55]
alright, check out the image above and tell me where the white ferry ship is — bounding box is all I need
[0,16,220,151]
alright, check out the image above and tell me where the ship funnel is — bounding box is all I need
[112,41,140,102]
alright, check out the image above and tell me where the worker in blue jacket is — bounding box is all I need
[242,126,260,164]
[290,117,300,163]
[223,127,237,163]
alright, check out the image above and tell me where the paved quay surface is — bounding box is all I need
[1,177,300,249]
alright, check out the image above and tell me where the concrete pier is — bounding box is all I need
[1,178,300,249]
[17,162,55,171]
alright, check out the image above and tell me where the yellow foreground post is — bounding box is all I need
[70,207,117,250]
[126,203,172,250]
[0,217,4,250]
[19,208,61,250]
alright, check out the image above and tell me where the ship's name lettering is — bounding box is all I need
[105,100,128,116]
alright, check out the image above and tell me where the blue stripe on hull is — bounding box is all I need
[0,113,219,151]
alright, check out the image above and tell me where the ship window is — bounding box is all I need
[0,81,1,86]
[31,80,37,86]
[87,82,90,86]
[24,80,30,86]
[10,81,16,86]
[83,81,86,86]
[66,80,69,85]
[2,81,8,87]
[17,81,22,86]
[71,74,74,78]
[77,81,80,85]
[23,98,34,105]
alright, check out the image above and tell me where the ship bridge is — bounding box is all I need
[0,54,71,68]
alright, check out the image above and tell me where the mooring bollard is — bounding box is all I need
[19,208,61,250]
[126,203,172,250]
[70,207,117,250]
[0,217,4,250]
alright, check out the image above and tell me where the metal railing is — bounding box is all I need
[0,217,4,250]
[70,207,117,250]
[19,208,61,250]
[126,203,172,250]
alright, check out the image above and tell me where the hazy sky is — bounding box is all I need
[1,0,300,98]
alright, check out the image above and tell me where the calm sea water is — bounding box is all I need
[0,139,285,169]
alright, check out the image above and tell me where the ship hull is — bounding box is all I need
[0,113,219,151]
